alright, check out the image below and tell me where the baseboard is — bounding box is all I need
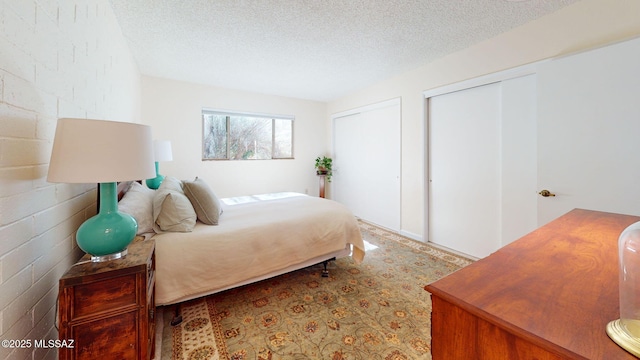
[357,218,477,261]
[356,218,425,242]
[424,241,480,261]
[399,229,423,242]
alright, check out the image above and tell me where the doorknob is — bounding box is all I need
[538,190,556,197]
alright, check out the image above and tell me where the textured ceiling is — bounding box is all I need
[109,0,579,102]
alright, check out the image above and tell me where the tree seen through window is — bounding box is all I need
[202,110,293,160]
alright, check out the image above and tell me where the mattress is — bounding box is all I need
[152,193,365,305]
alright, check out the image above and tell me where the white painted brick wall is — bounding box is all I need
[0,1,141,359]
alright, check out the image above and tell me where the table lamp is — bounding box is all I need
[607,221,640,356]
[146,140,173,189]
[47,118,155,262]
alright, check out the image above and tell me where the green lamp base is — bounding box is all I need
[146,161,165,189]
[146,175,165,189]
[77,182,138,262]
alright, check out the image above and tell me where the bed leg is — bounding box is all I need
[322,260,330,277]
[170,304,183,326]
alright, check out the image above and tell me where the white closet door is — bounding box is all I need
[501,74,538,245]
[333,113,365,214]
[428,83,502,258]
[333,100,401,231]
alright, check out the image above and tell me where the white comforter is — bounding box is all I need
[153,193,365,305]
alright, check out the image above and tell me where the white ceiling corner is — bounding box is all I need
[108,0,579,102]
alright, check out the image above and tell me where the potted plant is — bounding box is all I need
[315,156,333,182]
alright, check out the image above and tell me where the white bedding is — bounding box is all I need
[153,193,365,305]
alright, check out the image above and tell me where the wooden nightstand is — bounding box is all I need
[58,239,155,360]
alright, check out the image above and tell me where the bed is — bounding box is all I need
[116,178,366,307]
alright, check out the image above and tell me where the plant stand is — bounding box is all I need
[318,174,326,198]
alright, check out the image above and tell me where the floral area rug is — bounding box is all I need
[163,221,473,360]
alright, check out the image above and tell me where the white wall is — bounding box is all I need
[141,76,328,198]
[327,0,640,239]
[0,1,141,359]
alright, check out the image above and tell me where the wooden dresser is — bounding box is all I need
[425,209,639,359]
[58,239,155,360]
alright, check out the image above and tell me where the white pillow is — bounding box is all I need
[159,176,184,193]
[118,182,155,235]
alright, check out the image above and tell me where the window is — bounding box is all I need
[202,109,294,160]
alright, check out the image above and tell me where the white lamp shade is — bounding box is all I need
[153,140,173,162]
[47,118,156,183]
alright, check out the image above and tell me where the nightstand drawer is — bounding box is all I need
[72,274,138,319]
[70,310,138,359]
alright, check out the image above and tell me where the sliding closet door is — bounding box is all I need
[501,74,538,245]
[428,83,502,258]
[333,99,401,231]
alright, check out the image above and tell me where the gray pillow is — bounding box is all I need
[152,189,197,232]
[183,177,223,225]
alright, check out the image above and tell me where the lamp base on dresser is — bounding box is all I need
[607,319,640,358]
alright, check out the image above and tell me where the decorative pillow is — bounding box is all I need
[183,177,223,225]
[152,189,197,232]
[118,182,155,234]
[158,176,183,193]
